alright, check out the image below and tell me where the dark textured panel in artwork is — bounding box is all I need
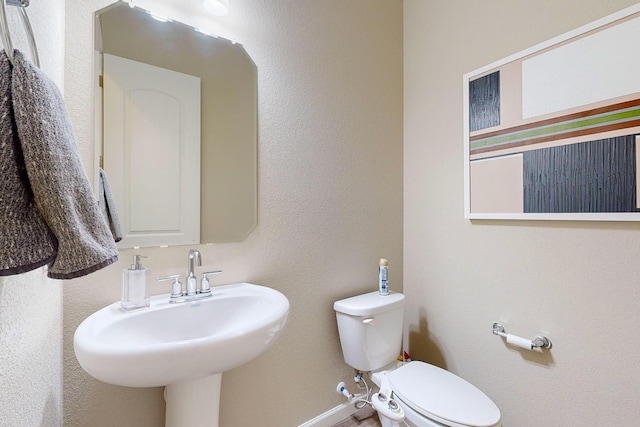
[523,136,638,213]
[469,71,500,132]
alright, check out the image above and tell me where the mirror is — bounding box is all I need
[95,2,257,248]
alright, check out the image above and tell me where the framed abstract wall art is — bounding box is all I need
[463,4,640,221]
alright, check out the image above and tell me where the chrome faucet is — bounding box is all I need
[157,249,222,303]
[186,249,201,296]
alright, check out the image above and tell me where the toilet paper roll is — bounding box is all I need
[506,333,533,350]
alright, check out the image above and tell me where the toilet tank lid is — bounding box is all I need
[333,291,404,316]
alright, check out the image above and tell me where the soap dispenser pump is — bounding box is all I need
[121,254,150,311]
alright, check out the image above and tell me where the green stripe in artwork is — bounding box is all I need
[470,107,640,150]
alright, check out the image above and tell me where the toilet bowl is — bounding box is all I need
[334,291,501,427]
[372,362,501,427]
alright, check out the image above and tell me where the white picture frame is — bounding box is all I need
[463,3,640,221]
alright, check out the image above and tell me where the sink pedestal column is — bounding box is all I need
[165,373,222,427]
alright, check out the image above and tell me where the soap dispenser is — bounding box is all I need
[121,255,150,311]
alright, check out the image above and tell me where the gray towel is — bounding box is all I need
[0,51,57,275]
[1,50,118,279]
[98,168,122,242]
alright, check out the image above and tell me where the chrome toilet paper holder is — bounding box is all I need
[492,322,552,350]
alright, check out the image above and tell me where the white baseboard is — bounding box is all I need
[297,401,358,427]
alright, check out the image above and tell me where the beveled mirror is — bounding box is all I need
[95,1,257,248]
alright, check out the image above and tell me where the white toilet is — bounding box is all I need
[334,291,501,427]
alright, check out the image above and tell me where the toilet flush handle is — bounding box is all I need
[362,318,375,325]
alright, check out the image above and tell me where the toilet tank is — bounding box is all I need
[333,291,405,372]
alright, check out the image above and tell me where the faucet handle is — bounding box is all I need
[200,270,222,295]
[157,274,183,299]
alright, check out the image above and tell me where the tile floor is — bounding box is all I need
[331,407,381,427]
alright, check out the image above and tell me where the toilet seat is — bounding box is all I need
[386,362,501,427]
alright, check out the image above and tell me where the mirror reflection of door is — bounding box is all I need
[96,3,258,247]
[103,53,201,248]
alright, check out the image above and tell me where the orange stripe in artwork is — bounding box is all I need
[470,98,640,142]
[470,118,640,155]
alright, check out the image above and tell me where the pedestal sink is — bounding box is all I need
[73,282,289,427]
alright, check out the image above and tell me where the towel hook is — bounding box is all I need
[0,0,40,67]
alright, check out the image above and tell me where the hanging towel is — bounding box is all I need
[98,168,122,243]
[7,50,118,279]
[0,51,57,276]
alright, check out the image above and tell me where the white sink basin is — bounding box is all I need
[73,282,289,388]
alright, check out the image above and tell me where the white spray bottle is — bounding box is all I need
[379,258,389,295]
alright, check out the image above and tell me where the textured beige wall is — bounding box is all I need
[404,1,640,425]
[63,1,402,426]
[0,272,62,427]
[0,1,64,426]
